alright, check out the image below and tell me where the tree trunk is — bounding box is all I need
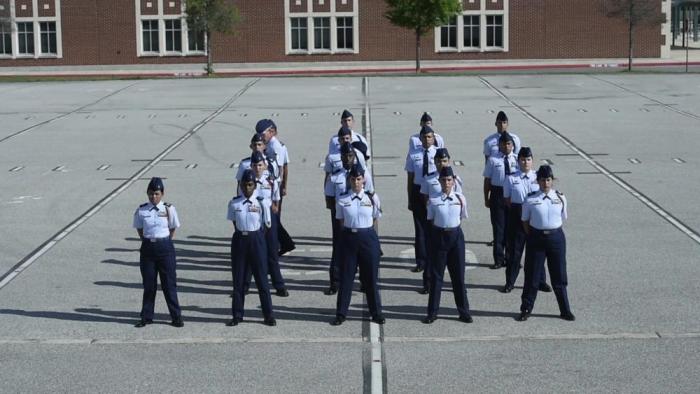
[627,2,634,72]
[415,29,421,74]
[206,30,213,75]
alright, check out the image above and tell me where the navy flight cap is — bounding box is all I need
[348,164,365,178]
[419,125,434,136]
[518,146,533,158]
[496,111,508,122]
[435,148,450,159]
[341,109,353,119]
[439,166,454,179]
[147,177,164,192]
[337,126,352,137]
[420,112,432,123]
[250,133,264,143]
[250,151,265,164]
[498,132,514,144]
[255,119,275,134]
[536,165,554,180]
[241,169,256,183]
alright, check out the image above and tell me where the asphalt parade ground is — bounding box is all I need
[1,74,699,393]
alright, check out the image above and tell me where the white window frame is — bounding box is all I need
[434,0,509,53]
[1,0,62,59]
[135,0,206,57]
[0,22,12,56]
[284,0,359,55]
[437,15,458,51]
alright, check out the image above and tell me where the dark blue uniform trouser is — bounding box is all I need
[328,199,341,287]
[427,227,470,318]
[521,228,571,314]
[506,203,546,287]
[231,230,273,319]
[245,215,286,291]
[277,197,295,251]
[139,239,181,320]
[410,184,428,269]
[336,228,382,319]
[489,185,509,265]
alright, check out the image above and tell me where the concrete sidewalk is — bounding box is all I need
[1,49,700,78]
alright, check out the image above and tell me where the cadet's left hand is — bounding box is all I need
[281,187,287,197]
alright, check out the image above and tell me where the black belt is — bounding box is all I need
[144,237,170,243]
[433,225,459,232]
[343,227,373,233]
[533,227,561,235]
[236,229,260,236]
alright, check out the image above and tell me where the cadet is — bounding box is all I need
[236,133,279,191]
[423,167,472,324]
[483,111,521,160]
[517,165,575,322]
[226,169,276,327]
[331,165,384,326]
[502,147,550,293]
[483,132,518,269]
[323,141,373,295]
[328,110,370,160]
[245,151,289,297]
[405,125,438,273]
[132,177,183,328]
[256,119,295,256]
[408,112,445,152]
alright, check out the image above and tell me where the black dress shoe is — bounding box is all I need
[278,245,296,256]
[418,287,430,295]
[276,288,289,297]
[539,283,552,292]
[330,316,345,326]
[516,310,531,322]
[560,312,576,321]
[459,314,473,323]
[170,318,184,328]
[411,266,424,273]
[421,315,437,324]
[264,317,277,326]
[226,317,242,326]
[371,315,386,325]
[324,286,338,295]
[500,285,514,293]
[134,319,153,328]
[490,262,504,269]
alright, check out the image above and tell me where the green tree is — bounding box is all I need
[185,0,241,75]
[385,0,462,73]
[603,0,666,71]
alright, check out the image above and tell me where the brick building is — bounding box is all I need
[0,0,672,68]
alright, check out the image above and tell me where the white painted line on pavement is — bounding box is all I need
[480,76,700,246]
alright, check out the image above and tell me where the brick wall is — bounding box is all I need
[0,0,663,67]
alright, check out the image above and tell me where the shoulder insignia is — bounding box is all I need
[164,202,172,207]
[556,190,564,196]
[139,203,148,207]
[527,191,538,196]
[256,196,264,201]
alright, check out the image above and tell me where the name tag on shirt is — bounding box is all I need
[158,212,168,217]
[361,201,372,207]
[552,199,562,205]
[248,206,260,212]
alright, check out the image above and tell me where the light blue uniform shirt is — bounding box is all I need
[504,170,539,204]
[133,202,180,239]
[427,192,468,228]
[483,152,518,187]
[227,191,271,231]
[255,171,280,203]
[336,190,381,229]
[323,153,373,196]
[328,131,371,158]
[405,145,437,185]
[236,155,279,182]
[420,172,463,198]
[483,132,521,158]
[409,133,445,151]
[522,189,568,230]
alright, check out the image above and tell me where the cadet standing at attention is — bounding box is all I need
[502,147,550,294]
[483,111,521,161]
[227,169,276,327]
[133,177,183,328]
[405,125,438,274]
[328,110,370,159]
[517,165,575,322]
[483,132,518,270]
[331,165,385,326]
[423,167,472,324]
[408,112,445,152]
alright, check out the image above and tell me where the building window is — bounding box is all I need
[188,28,205,52]
[0,23,11,55]
[440,16,457,49]
[290,17,308,50]
[336,17,353,50]
[17,22,34,55]
[463,15,480,48]
[313,17,330,50]
[40,22,57,55]
[486,15,503,48]
[142,20,159,53]
[164,19,182,52]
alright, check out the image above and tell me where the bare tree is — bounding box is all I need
[603,0,666,71]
